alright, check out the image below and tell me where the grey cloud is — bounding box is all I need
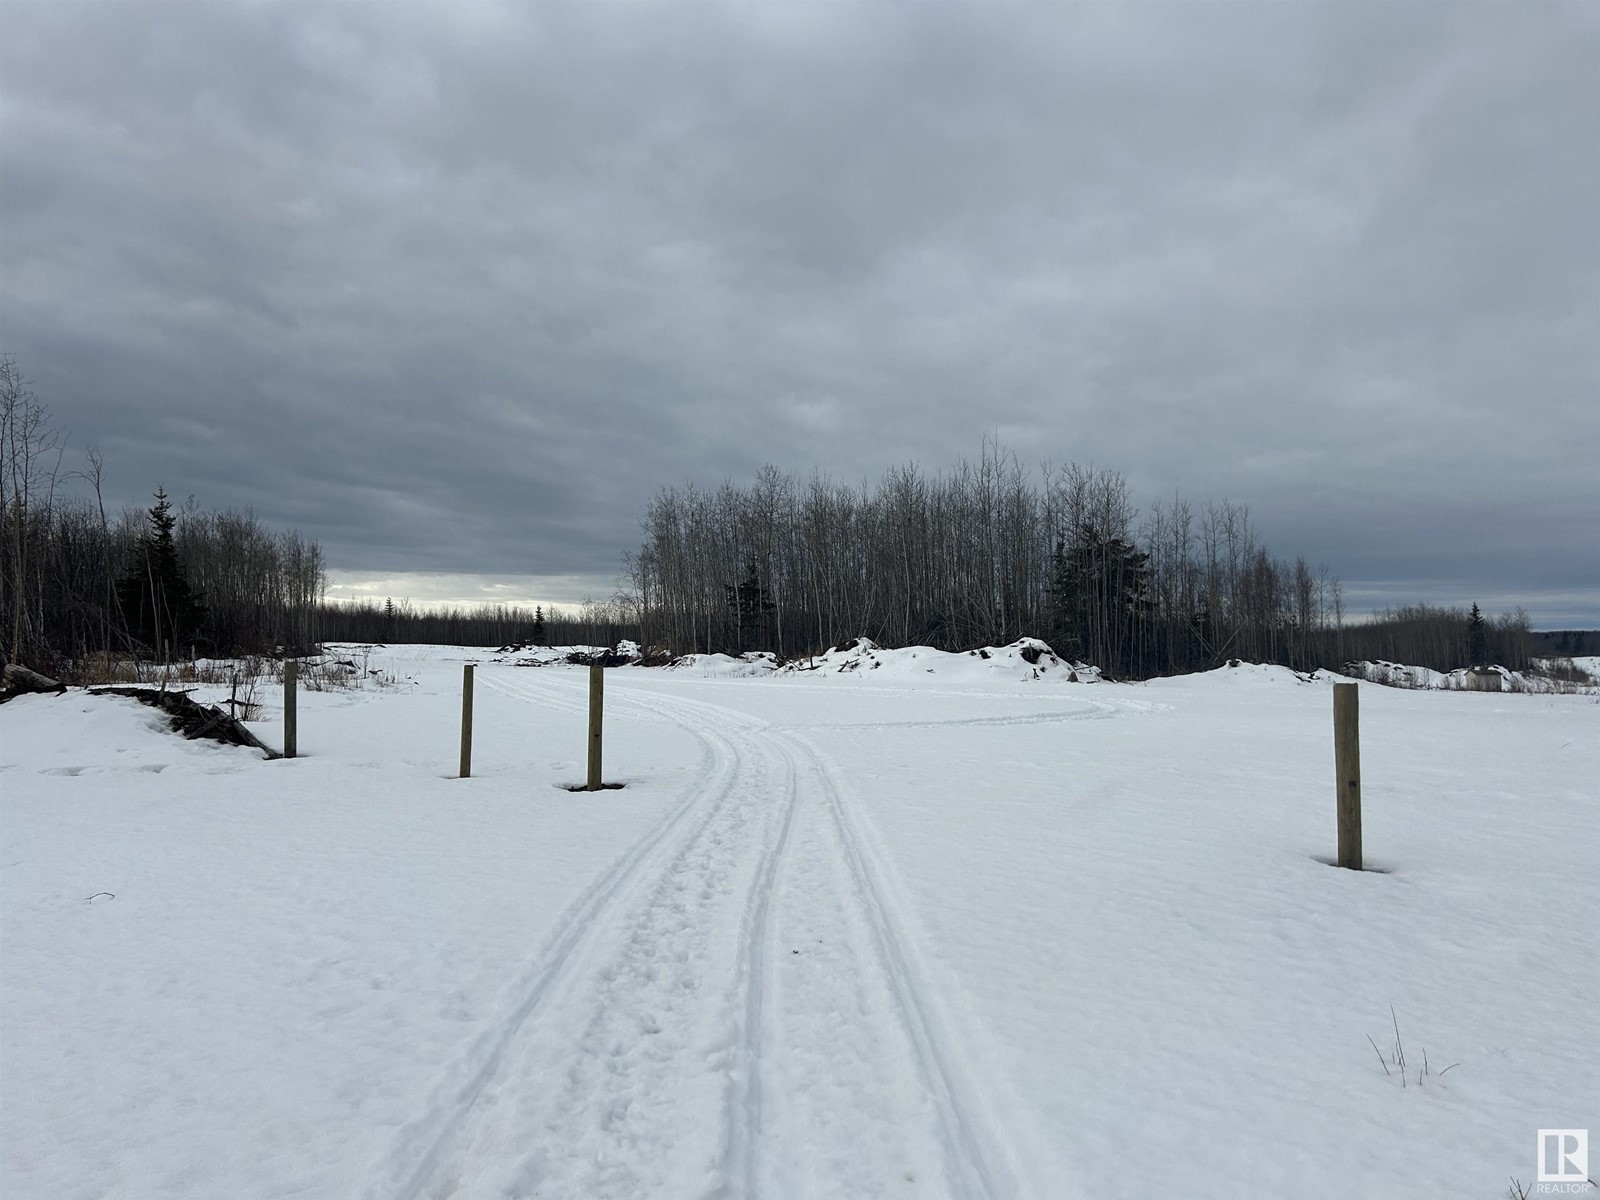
[2,0,1595,619]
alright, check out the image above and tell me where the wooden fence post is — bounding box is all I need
[1334,682,1361,869]
[459,663,474,779]
[283,660,298,760]
[587,664,604,791]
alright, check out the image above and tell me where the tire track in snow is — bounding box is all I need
[469,694,799,1198]
[780,728,1024,1199]
[748,732,964,1198]
[363,670,745,1200]
[476,670,593,718]
[613,679,772,733]
[482,669,769,733]
[716,734,799,1200]
[373,669,1065,1198]
[372,668,802,1200]
[631,684,1045,1199]
[795,699,1131,731]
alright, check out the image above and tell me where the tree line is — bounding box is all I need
[319,596,634,649]
[1334,602,1531,673]
[0,356,318,673]
[2,355,639,672]
[621,443,1535,678]
[622,443,1342,676]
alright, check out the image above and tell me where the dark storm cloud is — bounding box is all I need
[2,1,1596,619]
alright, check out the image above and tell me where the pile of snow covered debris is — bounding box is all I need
[1190,659,1341,686]
[1533,655,1600,684]
[489,642,652,667]
[1343,659,1597,694]
[658,637,1103,683]
[779,636,1101,682]
[661,650,784,678]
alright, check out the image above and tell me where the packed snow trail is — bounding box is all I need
[365,666,1042,1199]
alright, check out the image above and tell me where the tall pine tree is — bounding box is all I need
[1047,525,1150,675]
[1467,602,1487,665]
[116,487,207,658]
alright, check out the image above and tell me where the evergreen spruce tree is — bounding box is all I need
[115,487,207,658]
[532,605,546,645]
[723,559,775,652]
[1046,526,1151,674]
[1467,602,1487,666]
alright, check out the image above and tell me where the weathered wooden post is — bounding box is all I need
[587,664,604,791]
[1334,682,1361,869]
[459,663,475,779]
[283,660,298,760]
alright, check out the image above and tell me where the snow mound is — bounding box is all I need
[775,636,1101,683]
[661,652,781,679]
[326,642,492,663]
[1343,659,1597,694]
[1533,655,1600,683]
[493,644,607,666]
[1143,660,1335,690]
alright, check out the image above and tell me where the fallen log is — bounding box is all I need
[1,663,67,700]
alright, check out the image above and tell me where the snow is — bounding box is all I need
[772,636,1102,683]
[1345,658,1599,694]
[1535,655,1600,684]
[3,648,1596,1199]
[663,650,783,678]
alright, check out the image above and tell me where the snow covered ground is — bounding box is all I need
[2,648,1595,1199]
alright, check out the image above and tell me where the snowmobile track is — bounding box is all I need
[363,692,745,1199]
[367,667,1041,1199]
[783,728,1024,1198]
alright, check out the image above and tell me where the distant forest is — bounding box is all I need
[623,444,1537,677]
[0,355,621,676]
[3,358,1547,680]
[1528,629,1600,658]
[317,597,628,652]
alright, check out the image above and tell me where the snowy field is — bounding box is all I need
[2,646,1596,1199]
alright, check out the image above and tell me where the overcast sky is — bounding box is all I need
[2,0,1596,625]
